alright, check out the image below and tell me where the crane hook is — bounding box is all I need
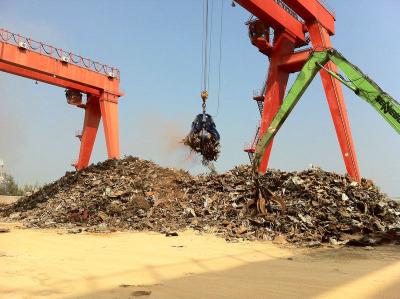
[201,90,208,112]
[201,90,208,101]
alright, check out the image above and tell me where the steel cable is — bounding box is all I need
[202,0,209,93]
[11,33,20,45]
[82,58,91,68]
[27,39,40,51]
[55,48,63,58]
[70,54,81,64]
[207,0,214,93]
[93,61,101,72]
[214,0,224,117]
[42,44,52,55]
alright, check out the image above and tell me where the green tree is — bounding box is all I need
[0,173,23,196]
[20,183,41,195]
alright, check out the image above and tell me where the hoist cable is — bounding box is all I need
[207,0,214,93]
[202,0,209,93]
[201,1,206,92]
[214,0,224,117]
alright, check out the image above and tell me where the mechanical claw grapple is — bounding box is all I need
[247,176,287,216]
[183,113,220,164]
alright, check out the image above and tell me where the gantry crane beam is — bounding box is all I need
[0,61,100,96]
[0,42,122,97]
[278,48,312,72]
[284,0,335,34]
[0,28,123,170]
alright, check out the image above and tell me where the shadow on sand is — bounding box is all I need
[64,245,400,299]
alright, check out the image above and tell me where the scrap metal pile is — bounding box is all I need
[1,156,399,247]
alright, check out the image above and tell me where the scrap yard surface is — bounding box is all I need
[1,223,400,299]
[1,157,399,298]
[1,1,399,299]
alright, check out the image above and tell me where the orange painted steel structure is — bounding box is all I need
[0,29,123,170]
[237,0,361,181]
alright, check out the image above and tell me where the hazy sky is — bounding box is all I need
[0,0,399,196]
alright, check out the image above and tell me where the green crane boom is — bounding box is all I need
[253,49,400,174]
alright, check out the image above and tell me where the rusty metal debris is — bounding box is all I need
[0,227,10,233]
[183,134,220,165]
[1,157,399,247]
[183,113,220,164]
[250,176,287,216]
[131,290,152,297]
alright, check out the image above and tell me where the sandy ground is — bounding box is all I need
[1,223,400,299]
[0,195,20,205]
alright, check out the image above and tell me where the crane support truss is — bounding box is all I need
[0,28,123,170]
[252,49,400,173]
[237,0,361,181]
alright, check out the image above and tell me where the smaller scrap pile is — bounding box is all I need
[1,157,399,247]
[2,157,189,232]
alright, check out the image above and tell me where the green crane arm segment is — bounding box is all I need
[252,49,400,174]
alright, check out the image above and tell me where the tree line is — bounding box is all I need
[0,173,40,196]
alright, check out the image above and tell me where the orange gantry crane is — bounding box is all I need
[0,28,123,170]
[237,0,361,181]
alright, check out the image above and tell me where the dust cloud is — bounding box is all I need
[0,80,27,173]
[131,113,203,171]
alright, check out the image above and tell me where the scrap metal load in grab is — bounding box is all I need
[183,113,220,165]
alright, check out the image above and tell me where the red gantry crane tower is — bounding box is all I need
[237,0,361,181]
[0,28,123,170]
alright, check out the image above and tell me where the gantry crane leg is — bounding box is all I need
[258,32,296,173]
[308,22,361,181]
[76,92,120,170]
[76,95,101,170]
[100,92,120,162]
